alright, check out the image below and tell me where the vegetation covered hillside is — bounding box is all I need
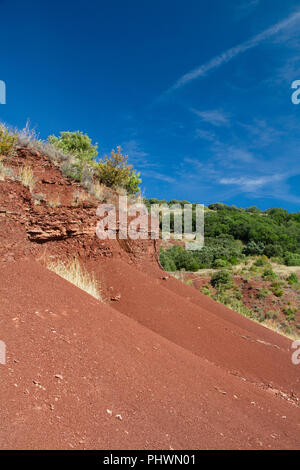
[150,201,300,271]
[153,200,300,339]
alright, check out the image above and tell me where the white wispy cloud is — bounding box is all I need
[209,141,256,165]
[122,140,148,158]
[162,9,300,95]
[121,140,157,169]
[238,119,285,147]
[194,128,216,141]
[219,174,284,191]
[191,108,231,126]
[142,169,176,184]
[234,0,260,21]
[175,134,300,203]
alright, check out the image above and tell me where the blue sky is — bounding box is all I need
[0,0,300,210]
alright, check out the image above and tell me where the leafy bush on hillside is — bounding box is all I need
[287,273,299,285]
[48,131,98,162]
[262,268,277,281]
[270,281,284,297]
[160,246,200,272]
[213,258,228,268]
[0,125,16,157]
[284,253,300,266]
[254,255,269,267]
[48,131,98,181]
[257,287,271,299]
[97,147,141,194]
[210,270,233,289]
[47,131,141,194]
[160,249,177,271]
[264,244,283,258]
[283,306,297,322]
[244,241,265,256]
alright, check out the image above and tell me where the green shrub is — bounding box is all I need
[160,246,200,272]
[265,310,278,319]
[284,253,300,266]
[257,288,271,299]
[48,131,98,181]
[270,256,284,264]
[254,255,269,267]
[264,244,283,258]
[48,130,98,162]
[233,288,243,300]
[271,284,284,297]
[125,169,142,195]
[210,270,233,289]
[97,146,141,194]
[244,241,265,256]
[213,291,255,318]
[160,250,177,272]
[283,307,297,322]
[287,273,299,285]
[0,125,16,156]
[283,325,295,336]
[262,268,277,281]
[213,258,228,268]
[201,285,213,296]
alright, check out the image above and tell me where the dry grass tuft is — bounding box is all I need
[47,258,102,301]
[18,165,35,191]
[262,318,300,341]
[32,192,45,205]
[47,194,61,208]
[89,182,106,201]
[0,161,14,180]
[71,190,90,206]
[16,120,40,148]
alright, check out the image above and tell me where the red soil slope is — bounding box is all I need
[1,146,300,449]
[1,261,300,450]
[92,259,300,397]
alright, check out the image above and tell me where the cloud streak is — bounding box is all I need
[219,174,284,191]
[234,0,260,21]
[163,9,300,95]
[191,108,231,126]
